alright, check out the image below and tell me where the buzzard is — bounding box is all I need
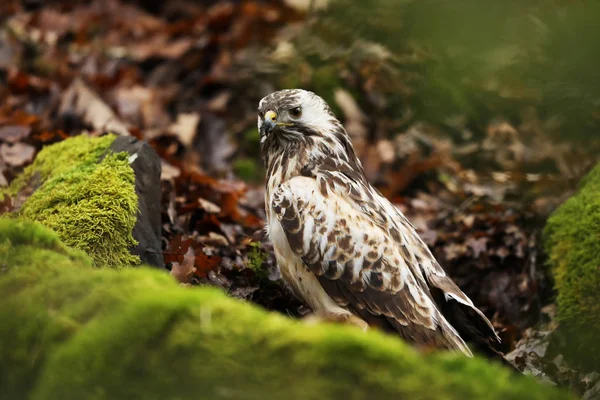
[258,89,500,357]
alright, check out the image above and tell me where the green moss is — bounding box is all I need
[246,241,268,279]
[5,134,116,196]
[3,134,139,267]
[0,218,92,275]
[544,163,600,370]
[0,219,571,400]
[19,151,139,267]
[1,217,68,254]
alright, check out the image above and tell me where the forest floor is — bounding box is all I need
[1,0,599,395]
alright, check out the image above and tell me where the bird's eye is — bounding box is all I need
[289,106,302,119]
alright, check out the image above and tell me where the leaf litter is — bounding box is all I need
[1,1,600,396]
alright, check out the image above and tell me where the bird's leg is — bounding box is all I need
[303,311,369,332]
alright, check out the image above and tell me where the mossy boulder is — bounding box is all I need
[0,218,570,400]
[544,163,600,371]
[2,134,140,267]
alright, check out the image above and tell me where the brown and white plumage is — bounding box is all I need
[258,89,499,357]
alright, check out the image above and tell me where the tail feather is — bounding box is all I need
[386,315,474,357]
[427,272,500,342]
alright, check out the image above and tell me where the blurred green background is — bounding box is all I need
[289,0,600,138]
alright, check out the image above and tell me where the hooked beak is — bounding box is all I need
[263,110,278,134]
[262,110,293,135]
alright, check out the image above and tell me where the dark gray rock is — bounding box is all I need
[109,136,164,268]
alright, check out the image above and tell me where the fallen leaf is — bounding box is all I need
[198,197,221,214]
[193,247,222,278]
[1,110,40,127]
[207,92,231,112]
[114,85,172,131]
[171,246,196,284]
[164,234,194,265]
[31,130,69,144]
[444,242,467,261]
[0,142,35,166]
[377,139,395,164]
[0,125,31,143]
[462,214,476,228]
[169,113,200,147]
[467,237,488,258]
[161,160,181,181]
[129,35,194,61]
[199,232,229,247]
[59,78,130,136]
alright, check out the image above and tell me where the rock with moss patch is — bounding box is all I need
[0,218,571,400]
[108,136,164,268]
[2,134,161,268]
[544,163,600,371]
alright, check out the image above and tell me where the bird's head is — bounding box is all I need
[257,89,351,161]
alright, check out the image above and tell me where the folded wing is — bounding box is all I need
[272,175,486,356]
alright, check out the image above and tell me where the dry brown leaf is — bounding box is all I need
[198,197,221,214]
[59,78,130,136]
[376,139,395,164]
[161,160,181,181]
[170,246,196,284]
[0,125,31,143]
[129,36,194,61]
[193,249,221,279]
[207,92,231,112]
[467,237,488,258]
[169,113,200,147]
[0,142,35,166]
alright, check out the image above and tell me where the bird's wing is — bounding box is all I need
[272,175,476,355]
[316,165,499,345]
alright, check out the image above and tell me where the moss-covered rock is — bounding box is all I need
[2,134,139,267]
[544,163,600,371]
[0,218,92,272]
[0,218,570,400]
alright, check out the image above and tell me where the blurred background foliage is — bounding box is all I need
[217,0,598,197]
[283,0,600,139]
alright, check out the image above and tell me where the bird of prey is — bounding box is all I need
[258,89,500,357]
